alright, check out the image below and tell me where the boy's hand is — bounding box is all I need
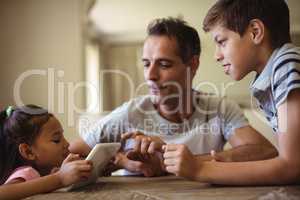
[57,154,93,186]
[163,144,199,179]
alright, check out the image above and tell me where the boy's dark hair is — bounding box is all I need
[0,105,52,184]
[202,0,291,49]
[147,17,201,63]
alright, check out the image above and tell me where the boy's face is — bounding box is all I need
[31,116,70,172]
[210,25,257,80]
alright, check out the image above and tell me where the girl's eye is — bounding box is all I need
[52,139,60,144]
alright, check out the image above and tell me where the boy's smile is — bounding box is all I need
[210,25,258,81]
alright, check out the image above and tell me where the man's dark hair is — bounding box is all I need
[147,17,201,63]
[202,0,291,49]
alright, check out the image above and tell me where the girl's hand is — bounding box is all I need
[56,154,93,186]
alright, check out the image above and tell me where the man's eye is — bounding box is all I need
[143,63,150,68]
[160,62,171,68]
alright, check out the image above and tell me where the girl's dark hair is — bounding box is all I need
[0,105,52,184]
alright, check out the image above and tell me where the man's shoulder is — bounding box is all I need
[194,91,241,113]
[107,95,153,116]
[90,96,153,129]
[122,95,153,110]
[195,91,232,106]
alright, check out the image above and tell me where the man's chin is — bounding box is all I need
[149,94,161,104]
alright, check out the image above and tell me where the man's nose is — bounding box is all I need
[145,64,159,81]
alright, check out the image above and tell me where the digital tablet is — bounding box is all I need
[67,142,121,190]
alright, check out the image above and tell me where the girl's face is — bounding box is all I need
[30,116,69,173]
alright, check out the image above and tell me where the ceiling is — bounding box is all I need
[88,0,300,44]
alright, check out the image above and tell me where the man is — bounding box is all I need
[70,17,277,177]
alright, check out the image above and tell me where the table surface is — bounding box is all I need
[25,176,300,200]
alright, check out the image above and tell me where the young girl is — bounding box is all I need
[0,105,92,199]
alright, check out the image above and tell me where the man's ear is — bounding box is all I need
[188,55,200,76]
[249,19,265,45]
[19,143,36,161]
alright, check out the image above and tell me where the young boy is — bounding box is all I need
[163,0,300,185]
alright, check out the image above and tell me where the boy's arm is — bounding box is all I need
[194,90,300,185]
[0,173,63,200]
[121,126,277,175]
[197,125,278,162]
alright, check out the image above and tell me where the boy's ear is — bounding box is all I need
[19,143,36,161]
[249,19,265,44]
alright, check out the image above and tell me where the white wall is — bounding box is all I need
[0,0,86,140]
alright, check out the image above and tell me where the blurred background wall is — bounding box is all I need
[0,0,92,140]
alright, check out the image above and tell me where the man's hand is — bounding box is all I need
[163,144,200,179]
[109,131,167,177]
[121,131,165,154]
[113,151,163,176]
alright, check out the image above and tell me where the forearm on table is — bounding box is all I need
[195,144,277,163]
[215,144,278,162]
[0,173,63,200]
[194,157,300,185]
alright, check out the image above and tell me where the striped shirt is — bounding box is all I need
[250,43,300,133]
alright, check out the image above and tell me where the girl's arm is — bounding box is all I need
[0,156,92,200]
[0,173,62,200]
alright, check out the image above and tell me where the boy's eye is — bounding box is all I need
[217,39,227,46]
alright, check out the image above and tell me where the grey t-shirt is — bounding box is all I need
[82,94,248,154]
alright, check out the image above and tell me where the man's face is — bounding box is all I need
[210,25,257,81]
[142,35,194,105]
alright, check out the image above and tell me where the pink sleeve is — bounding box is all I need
[4,166,40,184]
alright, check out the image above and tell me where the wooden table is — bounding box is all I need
[25,176,300,200]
